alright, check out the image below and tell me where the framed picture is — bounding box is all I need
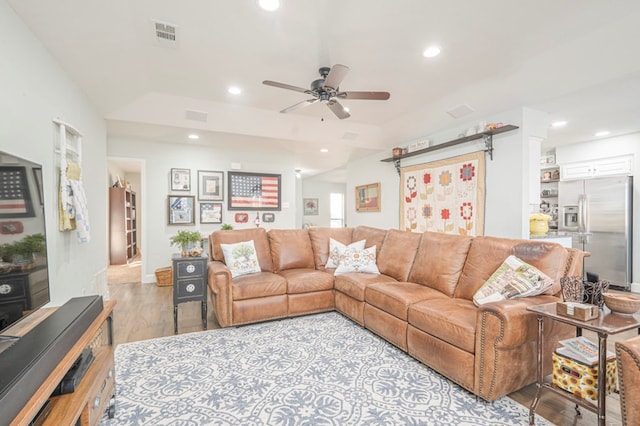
[170,168,191,191]
[303,198,319,215]
[262,212,275,223]
[200,202,223,224]
[0,166,35,218]
[228,171,281,211]
[198,170,224,201]
[167,195,195,225]
[355,182,381,212]
[234,212,249,223]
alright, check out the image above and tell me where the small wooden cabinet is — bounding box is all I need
[0,264,49,328]
[172,254,207,334]
[9,300,116,426]
[109,187,137,265]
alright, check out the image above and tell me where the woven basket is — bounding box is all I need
[155,266,173,286]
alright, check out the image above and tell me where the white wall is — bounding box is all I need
[1,0,108,304]
[108,137,300,282]
[301,180,346,227]
[556,132,640,283]
[346,107,548,238]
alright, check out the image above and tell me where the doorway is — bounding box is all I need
[107,157,144,284]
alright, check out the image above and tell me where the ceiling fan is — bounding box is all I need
[262,64,390,119]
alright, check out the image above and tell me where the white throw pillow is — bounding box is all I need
[220,240,261,278]
[472,255,554,306]
[326,238,366,268]
[334,245,380,276]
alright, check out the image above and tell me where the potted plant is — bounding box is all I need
[169,230,203,257]
[2,233,46,265]
[220,223,233,231]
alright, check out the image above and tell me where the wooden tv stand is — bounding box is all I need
[8,300,116,426]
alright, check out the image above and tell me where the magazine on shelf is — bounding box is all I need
[557,336,614,365]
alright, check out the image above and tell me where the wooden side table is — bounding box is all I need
[172,254,207,334]
[527,302,640,426]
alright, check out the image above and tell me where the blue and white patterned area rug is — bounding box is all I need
[102,312,549,425]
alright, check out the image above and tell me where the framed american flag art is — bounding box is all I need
[0,166,35,218]
[228,171,281,211]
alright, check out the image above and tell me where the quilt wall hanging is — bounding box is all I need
[400,151,485,236]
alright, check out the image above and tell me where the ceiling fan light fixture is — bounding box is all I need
[422,45,441,58]
[258,0,280,11]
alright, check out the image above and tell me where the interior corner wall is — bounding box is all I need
[1,1,108,305]
[301,180,346,227]
[346,107,540,238]
[107,137,298,282]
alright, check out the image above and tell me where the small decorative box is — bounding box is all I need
[552,351,616,401]
[556,302,599,321]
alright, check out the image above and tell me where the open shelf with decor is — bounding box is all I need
[381,124,519,174]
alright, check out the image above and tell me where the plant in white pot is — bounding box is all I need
[170,230,203,257]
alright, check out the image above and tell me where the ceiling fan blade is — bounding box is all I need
[263,80,311,94]
[323,64,350,90]
[326,100,350,120]
[280,98,318,114]
[338,91,390,100]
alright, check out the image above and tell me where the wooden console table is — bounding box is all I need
[9,300,116,426]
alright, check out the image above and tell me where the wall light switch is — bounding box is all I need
[282,202,290,209]
[231,162,241,170]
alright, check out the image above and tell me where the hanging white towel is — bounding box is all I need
[59,162,91,243]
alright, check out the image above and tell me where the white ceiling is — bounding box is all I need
[9,0,640,179]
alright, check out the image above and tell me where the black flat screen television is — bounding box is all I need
[0,151,50,337]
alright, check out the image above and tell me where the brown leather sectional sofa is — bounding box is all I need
[207,225,585,401]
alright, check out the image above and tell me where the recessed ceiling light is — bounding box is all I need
[188,134,199,140]
[228,86,242,95]
[258,0,280,11]
[551,121,567,128]
[595,130,610,137]
[422,46,441,58]
[320,148,329,153]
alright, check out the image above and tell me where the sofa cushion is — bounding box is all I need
[454,236,568,300]
[408,298,477,353]
[278,268,334,294]
[366,282,448,320]
[308,227,354,269]
[352,226,387,257]
[326,238,366,269]
[334,273,397,301]
[376,230,422,281]
[268,229,315,272]
[335,246,380,275]
[211,228,273,272]
[231,272,287,301]
[408,232,473,297]
[220,240,261,278]
[472,255,554,305]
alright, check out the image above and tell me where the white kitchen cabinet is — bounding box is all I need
[560,155,632,180]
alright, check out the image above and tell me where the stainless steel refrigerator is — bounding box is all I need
[558,175,633,289]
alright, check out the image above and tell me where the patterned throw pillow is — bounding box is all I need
[334,245,380,276]
[326,238,366,268]
[473,255,554,306]
[220,240,261,278]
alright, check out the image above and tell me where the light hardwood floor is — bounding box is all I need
[107,273,631,426]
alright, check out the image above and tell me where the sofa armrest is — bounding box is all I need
[474,296,573,401]
[208,260,233,327]
[477,296,560,347]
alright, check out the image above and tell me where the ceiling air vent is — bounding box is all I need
[446,104,475,119]
[185,110,208,122]
[152,20,178,46]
